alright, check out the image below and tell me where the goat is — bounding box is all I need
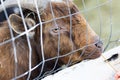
[0,0,103,79]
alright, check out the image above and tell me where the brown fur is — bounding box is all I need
[0,22,40,80]
[0,1,103,79]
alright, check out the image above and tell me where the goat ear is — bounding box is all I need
[9,14,25,34]
[9,14,36,36]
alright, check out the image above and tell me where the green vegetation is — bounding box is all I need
[74,0,120,51]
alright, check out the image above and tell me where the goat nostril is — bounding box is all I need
[95,41,103,48]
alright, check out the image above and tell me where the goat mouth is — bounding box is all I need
[88,49,102,59]
[68,48,102,66]
[81,46,103,60]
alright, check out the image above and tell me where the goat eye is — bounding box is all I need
[52,27,60,33]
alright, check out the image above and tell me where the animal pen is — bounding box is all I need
[0,0,120,80]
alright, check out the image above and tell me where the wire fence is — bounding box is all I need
[0,0,119,80]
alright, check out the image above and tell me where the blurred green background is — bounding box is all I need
[74,0,120,51]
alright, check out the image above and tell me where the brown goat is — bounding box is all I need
[0,0,103,79]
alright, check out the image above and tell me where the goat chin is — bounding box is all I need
[42,46,120,80]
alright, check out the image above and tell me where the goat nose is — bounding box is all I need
[95,40,103,48]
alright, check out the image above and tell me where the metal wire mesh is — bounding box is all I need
[0,0,119,80]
